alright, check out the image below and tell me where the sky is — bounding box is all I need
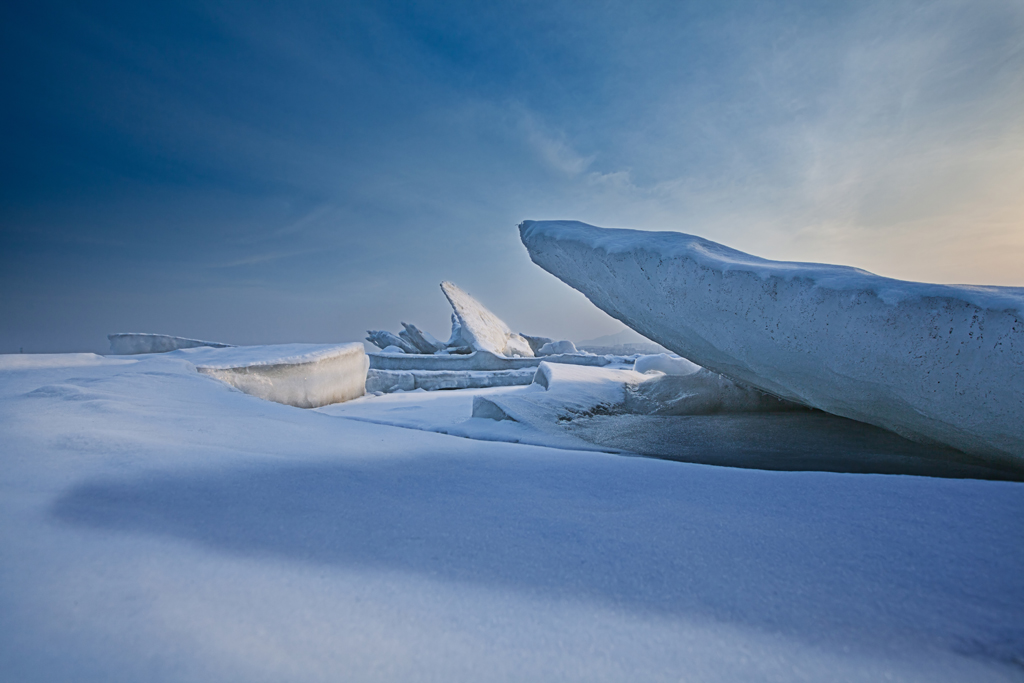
[2,0,1023,353]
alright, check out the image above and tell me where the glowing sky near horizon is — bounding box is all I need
[2,0,1022,353]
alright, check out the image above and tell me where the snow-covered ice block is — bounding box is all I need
[174,343,368,409]
[472,363,644,426]
[538,340,578,355]
[440,281,535,357]
[520,219,1024,467]
[634,353,701,376]
[366,330,418,354]
[108,333,232,355]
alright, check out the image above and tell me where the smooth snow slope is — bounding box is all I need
[520,220,1024,469]
[1,352,1023,681]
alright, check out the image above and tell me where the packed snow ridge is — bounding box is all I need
[520,219,1024,468]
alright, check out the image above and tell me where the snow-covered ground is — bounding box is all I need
[2,352,1023,681]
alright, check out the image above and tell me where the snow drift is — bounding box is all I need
[520,219,1024,468]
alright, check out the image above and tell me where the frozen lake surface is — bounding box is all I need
[2,352,1023,681]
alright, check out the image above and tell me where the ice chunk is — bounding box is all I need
[521,334,555,355]
[108,333,232,355]
[366,330,419,355]
[537,340,577,355]
[440,281,535,358]
[380,345,406,354]
[520,219,1024,467]
[179,343,368,408]
[400,322,446,354]
[634,353,701,376]
[472,361,799,429]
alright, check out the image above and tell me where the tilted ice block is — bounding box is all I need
[400,322,446,354]
[440,281,535,357]
[108,333,232,355]
[366,330,418,354]
[175,343,368,409]
[519,219,1024,467]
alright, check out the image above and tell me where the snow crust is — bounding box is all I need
[520,220,1024,468]
[108,333,233,354]
[3,352,1023,681]
[171,343,367,409]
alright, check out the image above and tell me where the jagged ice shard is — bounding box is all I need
[519,220,1024,468]
[440,281,535,357]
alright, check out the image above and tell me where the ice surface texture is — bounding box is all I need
[520,220,1024,468]
[108,333,233,354]
[175,343,368,409]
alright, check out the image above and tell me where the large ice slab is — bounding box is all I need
[520,219,1024,468]
[440,281,535,357]
[172,343,368,409]
[108,333,232,355]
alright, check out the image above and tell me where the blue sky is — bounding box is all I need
[2,0,1022,352]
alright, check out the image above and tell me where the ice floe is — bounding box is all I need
[173,343,368,409]
[520,219,1024,468]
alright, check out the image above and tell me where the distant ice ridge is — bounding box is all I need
[520,219,1024,468]
[366,281,577,359]
[109,333,233,355]
[172,343,368,409]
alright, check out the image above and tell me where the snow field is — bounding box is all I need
[1,352,1021,681]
